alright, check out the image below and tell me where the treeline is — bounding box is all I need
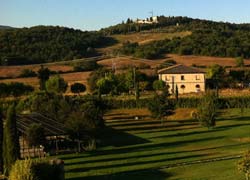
[0,26,115,65]
[0,82,34,97]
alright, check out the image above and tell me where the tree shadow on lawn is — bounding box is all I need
[93,136,225,156]
[217,115,250,122]
[66,153,206,173]
[62,140,246,162]
[66,148,209,166]
[149,129,223,140]
[98,127,150,147]
[215,123,250,130]
[67,169,172,180]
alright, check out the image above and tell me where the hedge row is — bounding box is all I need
[104,96,250,109]
[105,98,152,109]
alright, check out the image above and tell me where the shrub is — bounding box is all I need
[70,83,86,94]
[9,159,35,180]
[9,159,64,180]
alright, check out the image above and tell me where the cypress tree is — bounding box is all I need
[0,108,3,173]
[3,104,20,174]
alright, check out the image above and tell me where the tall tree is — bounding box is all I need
[0,108,3,173]
[3,104,20,174]
[148,89,174,126]
[37,65,50,90]
[196,91,218,128]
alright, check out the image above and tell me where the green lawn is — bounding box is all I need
[58,108,250,180]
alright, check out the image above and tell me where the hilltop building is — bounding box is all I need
[135,16,158,24]
[158,64,206,94]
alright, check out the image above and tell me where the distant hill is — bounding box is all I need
[0,25,14,30]
[0,26,116,65]
[101,16,250,35]
[104,16,250,60]
[2,16,250,66]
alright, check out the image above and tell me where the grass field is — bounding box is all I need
[57,108,250,180]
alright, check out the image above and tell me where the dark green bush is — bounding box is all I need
[0,82,34,97]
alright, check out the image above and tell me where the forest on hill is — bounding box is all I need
[0,26,115,65]
[114,16,250,59]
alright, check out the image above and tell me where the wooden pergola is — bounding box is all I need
[17,113,68,158]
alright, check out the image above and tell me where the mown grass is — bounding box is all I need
[58,108,250,180]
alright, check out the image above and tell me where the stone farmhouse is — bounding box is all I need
[158,64,206,94]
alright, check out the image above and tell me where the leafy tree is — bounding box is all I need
[65,97,105,152]
[238,150,250,180]
[0,108,3,173]
[206,64,226,92]
[26,123,46,148]
[71,83,86,95]
[37,65,50,90]
[3,104,20,174]
[46,75,68,94]
[196,91,218,128]
[87,68,109,93]
[96,76,114,96]
[235,57,245,67]
[153,80,166,91]
[26,92,71,123]
[148,90,174,126]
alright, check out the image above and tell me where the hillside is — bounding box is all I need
[0,26,115,65]
[103,16,250,60]
[0,25,14,30]
[1,16,250,67]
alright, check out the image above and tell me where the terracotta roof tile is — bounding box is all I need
[158,64,205,74]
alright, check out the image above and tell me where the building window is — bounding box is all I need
[181,75,185,80]
[180,85,185,93]
[196,84,201,92]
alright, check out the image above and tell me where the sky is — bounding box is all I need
[1,0,250,31]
